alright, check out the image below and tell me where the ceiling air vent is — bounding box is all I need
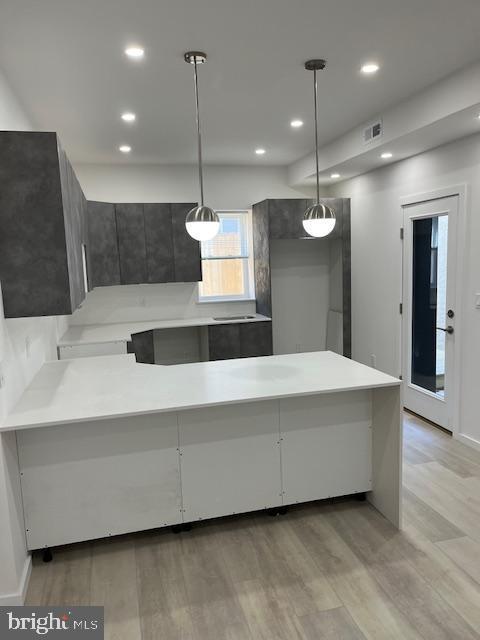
[363,119,383,145]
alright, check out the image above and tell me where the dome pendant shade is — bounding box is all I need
[184,51,219,241]
[302,203,336,238]
[185,205,220,241]
[302,59,336,238]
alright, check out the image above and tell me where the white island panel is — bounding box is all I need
[280,390,373,505]
[178,401,282,521]
[17,413,182,550]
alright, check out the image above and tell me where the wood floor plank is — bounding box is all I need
[90,536,142,640]
[298,606,367,640]
[326,504,480,640]
[437,536,480,586]
[288,507,422,640]
[402,486,465,542]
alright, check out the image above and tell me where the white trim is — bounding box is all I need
[400,184,467,438]
[0,555,32,605]
[456,432,480,453]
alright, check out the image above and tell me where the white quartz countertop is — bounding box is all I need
[2,351,400,432]
[58,314,271,346]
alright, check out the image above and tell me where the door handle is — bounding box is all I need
[436,326,454,334]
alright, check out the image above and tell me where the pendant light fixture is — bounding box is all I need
[184,51,220,241]
[302,59,336,238]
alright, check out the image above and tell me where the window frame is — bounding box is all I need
[197,210,255,303]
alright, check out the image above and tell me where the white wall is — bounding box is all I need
[75,163,313,208]
[270,240,331,355]
[70,282,256,326]
[0,68,57,603]
[330,132,480,448]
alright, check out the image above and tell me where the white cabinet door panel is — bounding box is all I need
[18,413,181,549]
[179,401,281,521]
[280,391,372,504]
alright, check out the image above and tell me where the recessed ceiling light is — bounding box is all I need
[290,119,304,128]
[361,62,380,75]
[255,148,266,155]
[330,173,341,179]
[125,46,144,59]
[121,112,136,122]
[381,152,393,159]
[119,145,132,153]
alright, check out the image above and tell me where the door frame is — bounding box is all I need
[400,184,467,438]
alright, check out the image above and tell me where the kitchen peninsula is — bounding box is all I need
[2,350,401,555]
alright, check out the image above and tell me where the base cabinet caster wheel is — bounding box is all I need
[42,548,53,563]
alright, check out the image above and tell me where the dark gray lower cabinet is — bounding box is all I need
[171,203,202,283]
[127,330,155,364]
[87,202,121,288]
[208,321,273,361]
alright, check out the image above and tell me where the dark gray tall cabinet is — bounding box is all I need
[0,131,87,318]
[252,198,351,358]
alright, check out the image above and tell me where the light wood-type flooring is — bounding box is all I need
[26,412,480,639]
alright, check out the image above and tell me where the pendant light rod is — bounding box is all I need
[185,51,207,206]
[304,59,326,205]
[313,68,320,204]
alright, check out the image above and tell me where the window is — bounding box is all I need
[198,211,255,301]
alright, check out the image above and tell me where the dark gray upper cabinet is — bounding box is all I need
[86,201,202,287]
[144,204,175,283]
[0,131,86,318]
[87,201,121,288]
[115,204,148,285]
[171,203,202,283]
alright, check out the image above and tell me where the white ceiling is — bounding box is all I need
[2,0,480,165]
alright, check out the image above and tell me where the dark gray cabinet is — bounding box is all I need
[171,203,202,282]
[87,201,201,287]
[127,330,155,364]
[208,321,273,361]
[268,199,312,239]
[87,202,121,288]
[0,131,87,317]
[144,204,175,283]
[116,204,148,285]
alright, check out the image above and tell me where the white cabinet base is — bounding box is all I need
[17,413,181,549]
[17,386,401,550]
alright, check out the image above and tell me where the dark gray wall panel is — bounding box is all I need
[115,204,148,284]
[240,321,273,358]
[171,203,202,283]
[0,131,72,317]
[252,200,271,317]
[144,204,175,283]
[59,146,86,309]
[268,199,311,239]
[87,201,121,288]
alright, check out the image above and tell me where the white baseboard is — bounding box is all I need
[455,432,480,452]
[0,555,32,606]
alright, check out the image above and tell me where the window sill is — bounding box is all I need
[197,297,257,305]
